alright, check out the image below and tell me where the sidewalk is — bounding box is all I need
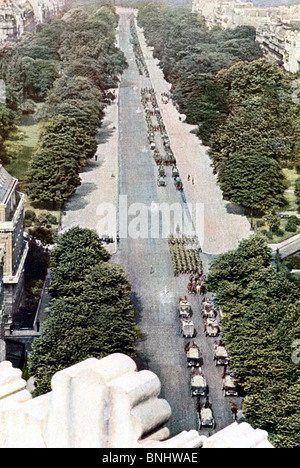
[135,18,252,255]
[269,232,300,258]
[60,89,119,255]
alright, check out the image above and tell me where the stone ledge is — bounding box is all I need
[0,355,273,448]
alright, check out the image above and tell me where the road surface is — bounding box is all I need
[113,9,240,438]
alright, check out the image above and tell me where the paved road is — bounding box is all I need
[113,9,239,438]
[61,87,119,255]
[134,16,251,256]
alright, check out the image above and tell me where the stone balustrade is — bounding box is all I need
[0,354,273,448]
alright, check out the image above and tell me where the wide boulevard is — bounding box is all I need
[113,8,240,438]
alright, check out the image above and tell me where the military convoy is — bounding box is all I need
[198,403,215,430]
[181,319,195,338]
[185,342,202,367]
[157,176,166,187]
[204,318,220,337]
[179,298,192,320]
[222,373,239,397]
[179,298,195,337]
[190,368,208,397]
[176,293,239,434]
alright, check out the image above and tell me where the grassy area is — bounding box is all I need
[251,216,300,244]
[248,167,300,243]
[7,113,61,231]
[7,114,42,189]
[267,218,300,244]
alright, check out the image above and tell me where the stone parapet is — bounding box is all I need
[0,354,199,448]
[0,354,273,448]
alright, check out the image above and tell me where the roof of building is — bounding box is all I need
[0,165,17,204]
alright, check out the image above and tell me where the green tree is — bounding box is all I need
[37,115,97,167]
[0,104,18,164]
[208,59,297,211]
[28,228,141,396]
[25,144,80,208]
[206,235,300,448]
[263,209,280,233]
[49,226,111,297]
[39,75,104,132]
[137,3,261,147]
[217,150,286,211]
[295,177,300,212]
[25,115,97,207]
[22,56,59,100]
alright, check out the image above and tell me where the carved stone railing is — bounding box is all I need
[0,354,273,448]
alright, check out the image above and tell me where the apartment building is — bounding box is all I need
[0,165,28,357]
[192,0,300,72]
[0,0,66,42]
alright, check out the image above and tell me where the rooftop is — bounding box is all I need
[0,165,17,205]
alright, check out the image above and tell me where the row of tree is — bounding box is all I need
[206,235,300,448]
[25,115,97,207]
[0,3,127,207]
[28,227,142,397]
[0,18,63,111]
[209,60,298,212]
[137,4,299,213]
[0,105,19,165]
[137,3,261,129]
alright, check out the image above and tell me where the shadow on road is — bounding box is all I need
[64,182,98,211]
[225,202,247,216]
[96,123,116,145]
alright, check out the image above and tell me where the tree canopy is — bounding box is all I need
[9,3,128,207]
[137,3,261,129]
[209,59,298,211]
[0,104,18,164]
[207,235,300,448]
[28,227,142,397]
[25,115,97,207]
[137,5,298,213]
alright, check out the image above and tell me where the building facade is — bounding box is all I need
[0,165,28,346]
[256,19,300,73]
[192,0,300,73]
[0,0,67,42]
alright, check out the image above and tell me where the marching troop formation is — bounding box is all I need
[178,294,239,431]
[130,18,183,189]
[130,18,149,77]
[168,236,203,277]
[141,86,179,183]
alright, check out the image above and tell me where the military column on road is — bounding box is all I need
[127,11,243,436]
[177,287,241,432]
[130,17,183,191]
